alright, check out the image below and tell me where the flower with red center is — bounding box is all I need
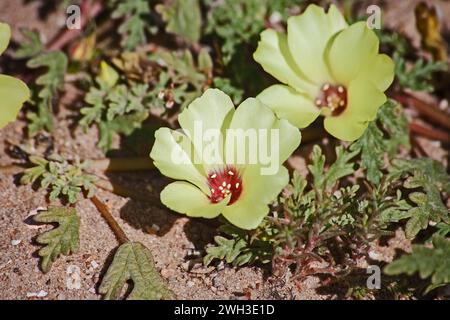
[0,22,29,128]
[253,4,394,141]
[150,89,301,229]
[207,166,242,205]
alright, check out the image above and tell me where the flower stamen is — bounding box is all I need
[207,166,242,205]
[316,83,347,116]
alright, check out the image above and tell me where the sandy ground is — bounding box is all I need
[0,0,449,300]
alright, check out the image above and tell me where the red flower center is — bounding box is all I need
[315,83,347,116]
[207,166,242,205]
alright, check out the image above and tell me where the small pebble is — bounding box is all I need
[90,261,99,269]
[368,250,382,260]
[11,239,21,246]
[26,290,48,298]
[217,261,225,271]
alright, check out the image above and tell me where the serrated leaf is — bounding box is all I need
[204,0,267,64]
[26,51,68,134]
[99,242,174,300]
[308,145,356,192]
[385,235,450,292]
[390,158,450,238]
[434,223,450,237]
[14,29,44,59]
[111,0,154,51]
[350,101,409,184]
[325,146,358,189]
[20,154,97,204]
[308,145,326,191]
[394,53,447,92]
[157,0,201,43]
[405,208,429,239]
[34,207,80,273]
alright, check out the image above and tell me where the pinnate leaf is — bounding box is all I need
[350,100,409,184]
[157,0,202,43]
[385,235,450,293]
[99,242,174,300]
[34,207,80,273]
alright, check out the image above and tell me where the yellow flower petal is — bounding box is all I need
[0,74,30,128]
[0,23,11,56]
[287,4,347,85]
[178,88,234,170]
[222,166,288,229]
[225,97,301,167]
[326,22,379,86]
[150,127,208,193]
[253,29,316,96]
[359,53,395,92]
[324,78,386,141]
[257,84,320,129]
[161,181,229,218]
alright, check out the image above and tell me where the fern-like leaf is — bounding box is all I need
[385,235,450,293]
[157,0,201,43]
[350,100,409,184]
[34,207,80,273]
[111,0,154,51]
[26,51,68,134]
[99,242,174,300]
[390,158,450,238]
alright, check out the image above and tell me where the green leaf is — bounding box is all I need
[198,48,213,72]
[325,146,358,189]
[394,53,447,92]
[34,207,80,273]
[308,145,357,192]
[390,158,450,238]
[14,29,44,59]
[385,235,450,293]
[111,0,154,51]
[308,145,326,191]
[350,100,409,184]
[20,155,97,204]
[26,51,68,134]
[204,0,267,64]
[157,0,202,43]
[99,242,174,300]
[204,223,273,267]
[434,223,450,237]
[213,77,243,105]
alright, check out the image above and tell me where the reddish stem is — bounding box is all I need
[410,122,450,143]
[90,195,129,244]
[393,92,450,131]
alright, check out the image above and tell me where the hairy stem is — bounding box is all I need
[394,92,450,131]
[90,195,129,244]
[409,122,450,143]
